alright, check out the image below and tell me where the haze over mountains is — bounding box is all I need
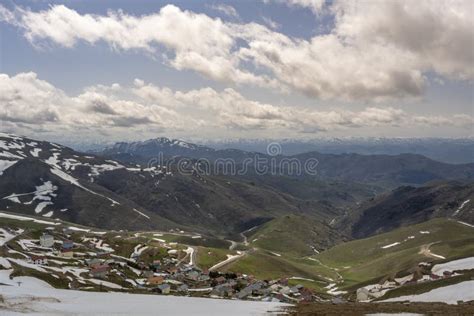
[82,137,474,164]
[2,133,473,244]
[101,137,474,188]
[204,138,474,164]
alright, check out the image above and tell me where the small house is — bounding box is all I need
[237,282,262,299]
[60,249,74,258]
[430,273,441,280]
[279,278,289,286]
[443,271,453,277]
[39,233,54,248]
[142,270,154,278]
[186,271,200,281]
[300,288,313,302]
[199,274,210,282]
[62,240,74,250]
[156,284,171,294]
[236,288,252,299]
[147,276,164,286]
[31,255,47,265]
[166,266,178,274]
[279,286,291,295]
[356,287,370,301]
[211,284,234,297]
[87,258,102,267]
[62,228,73,235]
[91,265,109,278]
[214,276,226,285]
[269,284,280,292]
[177,284,189,293]
[96,251,111,258]
[151,260,161,270]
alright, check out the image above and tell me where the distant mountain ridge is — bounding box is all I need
[203,137,474,164]
[101,137,474,189]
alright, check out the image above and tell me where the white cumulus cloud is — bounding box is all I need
[1,2,472,101]
[0,72,472,139]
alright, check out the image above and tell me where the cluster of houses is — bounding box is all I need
[26,229,318,303]
[29,232,75,265]
[140,263,316,302]
[83,252,316,302]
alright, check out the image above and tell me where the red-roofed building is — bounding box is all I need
[30,255,47,265]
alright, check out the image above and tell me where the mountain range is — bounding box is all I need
[1,133,473,246]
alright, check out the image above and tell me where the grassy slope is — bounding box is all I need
[157,234,231,249]
[315,218,474,288]
[195,247,236,269]
[224,218,474,294]
[222,250,341,291]
[247,214,344,257]
[216,214,346,288]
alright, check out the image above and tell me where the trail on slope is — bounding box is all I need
[209,252,246,272]
[306,257,344,283]
[177,247,196,266]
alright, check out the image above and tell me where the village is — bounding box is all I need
[0,225,317,304]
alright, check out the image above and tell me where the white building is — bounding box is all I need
[39,233,54,248]
[356,287,370,301]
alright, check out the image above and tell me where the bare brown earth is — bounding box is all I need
[286,301,474,316]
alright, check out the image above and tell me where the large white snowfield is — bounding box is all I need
[0,270,287,315]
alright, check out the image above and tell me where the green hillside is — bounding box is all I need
[315,218,474,289]
[221,218,474,295]
[247,214,345,257]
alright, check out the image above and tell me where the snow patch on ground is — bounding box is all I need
[3,180,59,216]
[0,160,18,175]
[383,280,474,304]
[0,228,23,246]
[453,199,470,216]
[381,242,400,249]
[132,208,150,219]
[82,237,115,253]
[87,278,124,289]
[0,151,23,159]
[35,201,53,214]
[457,221,474,228]
[30,148,42,157]
[42,211,54,218]
[0,269,287,315]
[68,226,90,232]
[289,277,315,282]
[131,244,148,260]
[432,257,474,275]
[50,167,120,206]
[0,212,60,226]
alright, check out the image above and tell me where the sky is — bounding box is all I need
[0,0,473,145]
